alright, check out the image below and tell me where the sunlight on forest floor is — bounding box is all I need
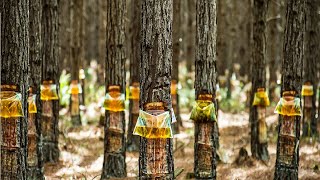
[44,110,320,180]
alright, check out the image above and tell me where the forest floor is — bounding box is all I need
[44,107,320,180]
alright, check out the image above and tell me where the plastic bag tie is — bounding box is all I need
[133,110,173,138]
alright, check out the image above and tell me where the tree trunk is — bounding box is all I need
[85,0,99,64]
[302,0,319,137]
[97,0,107,85]
[127,0,141,152]
[249,0,269,161]
[70,0,83,126]
[28,0,45,179]
[139,0,174,179]
[186,0,195,74]
[101,0,127,178]
[266,0,283,102]
[41,0,60,163]
[172,0,182,133]
[58,0,71,74]
[194,0,218,179]
[0,0,29,179]
[274,0,304,179]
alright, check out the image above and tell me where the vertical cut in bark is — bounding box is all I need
[101,0,127,178]
[250,0,269,161]
[274,0,304,179]
[139,0,174,179]
[194,0,218,179]
[41,0,60,163]
[0,0,29,179]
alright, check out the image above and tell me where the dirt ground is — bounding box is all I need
[44,109,320,180]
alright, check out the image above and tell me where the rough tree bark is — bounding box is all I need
[139,0,174,179]
[127,0,141,152]
[58,0,71,74]
[41,0,60,163]
[70,0,83,126]
[97,0,107,85]
[172,0,182,132]
[186,0,195,73]
[302,0,319,137]
[249,0,269,161]
[0,1,29,179]
[101,0,127,178]
[28,0,45,179]
[274,0,304,179]
[194,0,218,179]
[266,0,283,101]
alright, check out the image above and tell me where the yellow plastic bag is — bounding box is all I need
[128,84,140,100]
[190,100,216,122]
[252,89,270,107]
[28,94,37,114]
[0,91,24,118]
[68,80,82,95]
[40,82,59,101]
[133,110,173,138]
[171,80,178,95]
[104,90,125,112]
[301,84,313,96]
[274,96,301,116]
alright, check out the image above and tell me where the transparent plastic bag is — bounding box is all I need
[40,83,59,101]
[190,100,216,122]
[68,80,82,95]
[133,110,173,138]
[28,94,37,114]
[252,90,270,107]
[0,91,24,118]
[171,80,178,95]
[274,96,301,116]
[301,84,313,96]
[104,91,125,112]
[128,85,139,100]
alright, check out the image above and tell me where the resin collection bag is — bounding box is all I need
[133,110,173,138]
[252,90,270,107]
[190,100,216,122]
[40,83,59,101]
[274,96,301,116]
[0,91,24,118]
[28,94,37,113]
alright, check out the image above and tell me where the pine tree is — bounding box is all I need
[0,0,29,178]
[249,0,269,161]
[28,0,45,178]
[138,0,174,179]
[41,0,60,163]
[101,0,127,178]
[193,0,218,178]
[274,0,304,179]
